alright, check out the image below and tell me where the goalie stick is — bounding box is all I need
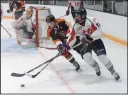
[11,53,61,77]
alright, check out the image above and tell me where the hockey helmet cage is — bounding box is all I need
[75,8,87,23]
[75,7,87,17]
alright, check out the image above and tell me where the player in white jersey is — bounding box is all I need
[67,8,120,81]
[12,7,36,47]
[66,0,85,19]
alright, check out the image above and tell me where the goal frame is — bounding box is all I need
[31,6,50,47]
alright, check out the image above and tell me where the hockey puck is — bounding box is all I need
[21,84,25,87]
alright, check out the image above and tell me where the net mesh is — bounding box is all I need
[31,6,56,49]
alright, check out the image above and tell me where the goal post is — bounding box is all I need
[31,6,55,48]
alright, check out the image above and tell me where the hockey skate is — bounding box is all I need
[76,64,82,72]
[73,62,82,72]
[112,72,121,81]
[94,62,101,76]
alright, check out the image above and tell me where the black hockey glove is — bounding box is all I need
[86,34,93,42]
[57,44,70,55]
[81,34,93,44]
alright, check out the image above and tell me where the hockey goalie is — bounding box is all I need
[12,7,36,47]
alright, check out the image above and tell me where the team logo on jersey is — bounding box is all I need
[77,26,82,31]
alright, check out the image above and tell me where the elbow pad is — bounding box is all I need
[91,29,103,41]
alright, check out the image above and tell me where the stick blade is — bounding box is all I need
[32,75,37,78]
[24,72,37,78]
[24,72,33,78]
[11,73,25,77]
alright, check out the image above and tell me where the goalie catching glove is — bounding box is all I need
[57,44,70,55]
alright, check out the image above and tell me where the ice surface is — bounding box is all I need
[1,19,127,93]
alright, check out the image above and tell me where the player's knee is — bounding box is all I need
[98,54,110,65]
[83,53,94,65]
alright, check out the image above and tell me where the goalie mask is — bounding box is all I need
[26,7,33,19]
[75,8,87,24]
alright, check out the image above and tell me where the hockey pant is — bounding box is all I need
[73,39,115,74]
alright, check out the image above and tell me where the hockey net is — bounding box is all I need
[31,6,57,49]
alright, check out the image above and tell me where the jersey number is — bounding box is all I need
[96,22,101,27]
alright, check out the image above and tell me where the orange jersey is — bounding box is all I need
[47,19,70,45]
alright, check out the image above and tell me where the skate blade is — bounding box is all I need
[76,68,82,72]
[116,78,121,82]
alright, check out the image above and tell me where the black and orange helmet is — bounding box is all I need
[46,14,55,22]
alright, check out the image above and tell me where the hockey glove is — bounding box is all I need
[81,34,93,44]
[57,44,70,55]
[66,10,70,16]
[86,34,93,42]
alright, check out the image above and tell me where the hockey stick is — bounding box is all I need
[11,53,61,77]
[24,43,81,78]
[1,24,12,37]
[25,60,51,78]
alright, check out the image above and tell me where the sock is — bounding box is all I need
[98,55,115,74]
[69,57,79,68]
[105,61,115,74]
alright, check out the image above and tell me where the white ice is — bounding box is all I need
[1,19,127,93]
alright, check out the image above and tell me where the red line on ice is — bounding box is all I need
[38,50,76,93]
